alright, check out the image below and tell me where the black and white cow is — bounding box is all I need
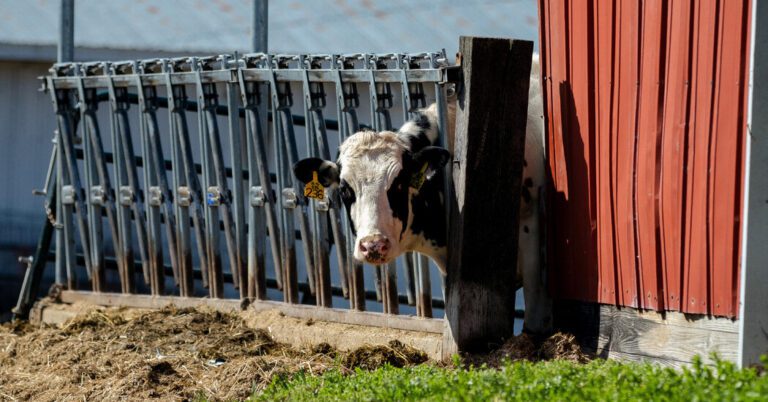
[294,55,552,333]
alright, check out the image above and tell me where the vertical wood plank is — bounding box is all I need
[443,36,532,357]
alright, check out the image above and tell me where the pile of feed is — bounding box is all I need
[0,305,427,401]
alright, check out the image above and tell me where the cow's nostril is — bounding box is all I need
[358,243,368,253]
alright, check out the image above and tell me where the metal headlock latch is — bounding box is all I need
[206,186,230,207]
[118,186,134,206]
[177,186,192,207]
[281,188,297,209]
[89,186,105,206]
[61,185,76,205]
[249,186,266,207]
[148,186,163,206]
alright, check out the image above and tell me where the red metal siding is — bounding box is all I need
[538,0,751,317]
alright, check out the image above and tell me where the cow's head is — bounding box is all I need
[294,130,450,268]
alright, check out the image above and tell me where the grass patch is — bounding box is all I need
[254,356,768,401]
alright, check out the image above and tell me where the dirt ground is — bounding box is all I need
[0,302,587,401]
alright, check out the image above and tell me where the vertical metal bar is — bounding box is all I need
[78,82,129,293]
[139,75,181,289]
[135,64,165,296]
[238,65,282,296]
[55,1,74,287]
[192,59,223,298]
[48,77,92,284]
[196,62,239,296]
[301,55,335,306]
[273,110,297,303]
[57,0,74,63]
[106,65,151,290]
[76,70,105,293]
[224,56,248,299]
[298,56,319,300]
[164,64,191,292]
[55,136,64,287]
[268,56,312,304]
[432,51,451,317]
[164,63,205,293]
[243,78,270,300]
[277,98,317,304]
[244,97,267,300]
[252,0,268,53]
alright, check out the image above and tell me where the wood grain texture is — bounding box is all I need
[555,300,739,365]
[443,36,533,357]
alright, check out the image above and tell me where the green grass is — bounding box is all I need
[253,356,768,401]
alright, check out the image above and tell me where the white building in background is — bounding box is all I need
[0,0,538,319]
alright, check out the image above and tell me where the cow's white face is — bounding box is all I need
[337,131,409,264]
[294,129,450,268]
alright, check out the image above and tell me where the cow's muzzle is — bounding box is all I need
[358,234,391,264]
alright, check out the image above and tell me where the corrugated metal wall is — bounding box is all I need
[538,0,751,318]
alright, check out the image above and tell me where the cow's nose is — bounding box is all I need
[358,235,390,261]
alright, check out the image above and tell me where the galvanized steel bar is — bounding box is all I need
[190,58,224,298]
[195,59,239,296]
[134,61,166,296]
[163,61,192,292]
[431,50,451,317]
[222,55,248,299]
[300,55,336,306]
[77,72,106,292]
[48,76,93,285]
[237,61,283,292]
[252,0,268,53]
[80,83,125,291]
[268,55,315,304]
[137,72,181,289]
[162,60,205,294]
[106,64,152,289]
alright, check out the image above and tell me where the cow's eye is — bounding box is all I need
[338,181,355,203]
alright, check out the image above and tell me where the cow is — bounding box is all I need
[293,55,552,333]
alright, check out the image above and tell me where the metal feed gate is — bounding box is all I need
[18,52,453,321]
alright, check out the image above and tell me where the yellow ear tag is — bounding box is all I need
[409,162,429,190]
[304,171,325,200]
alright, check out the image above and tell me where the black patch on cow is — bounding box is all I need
[339,179,357,235]
[404,112,432,152]
[413,111,431,130]
[408,169,447,247]
[524,177,534,188]
[523,159,528,167]
[521,186,532,204]
[523,225,530,233]
[387,169,411,239]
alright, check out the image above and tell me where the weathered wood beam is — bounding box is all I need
[443,36,533,357]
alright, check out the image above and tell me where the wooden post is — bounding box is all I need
[443,36,533,357]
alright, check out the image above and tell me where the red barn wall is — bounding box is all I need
[537,0,752,318]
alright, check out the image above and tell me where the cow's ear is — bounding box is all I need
[412,146,451,172]
[293,158,340,187]
[409,146,451,188]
